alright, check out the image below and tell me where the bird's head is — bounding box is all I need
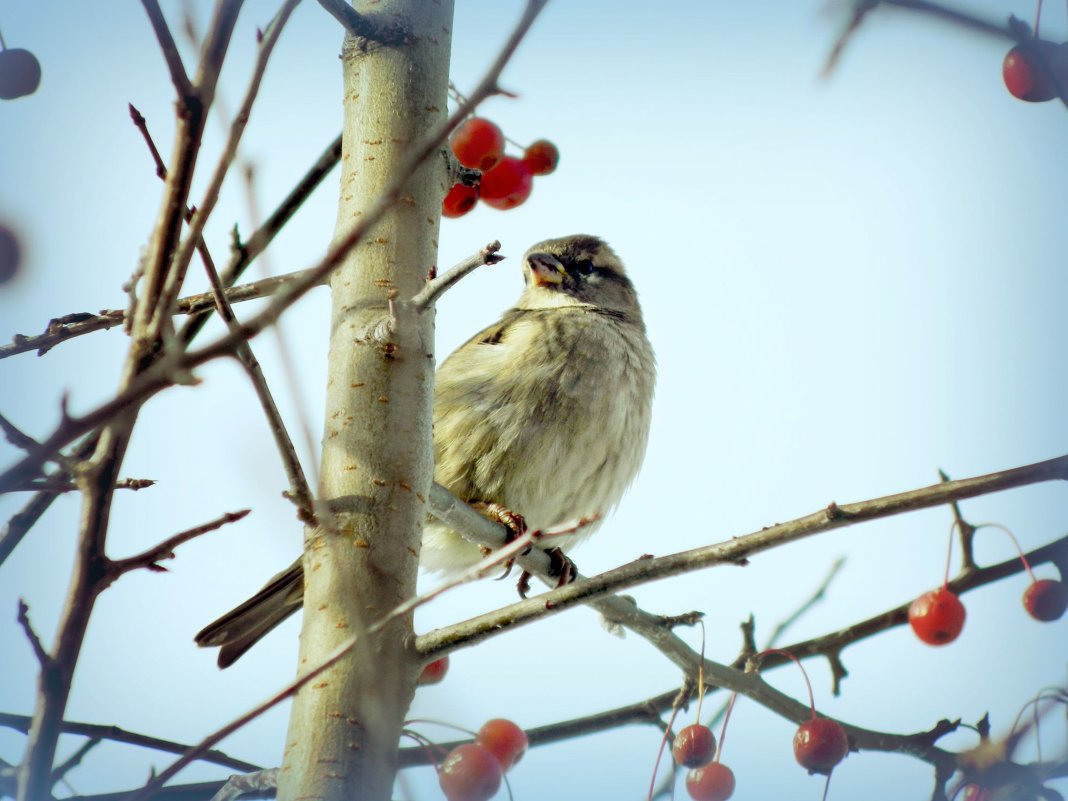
[518,234,641,320]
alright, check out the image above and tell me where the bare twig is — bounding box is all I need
[3,477,154,494]
[50,737,101,787]
[411,240,504,311]
[110,509,250,575]
[16,600,50,667]
[123,633,358,801]
[0,434,100,568]
[1,131,341,362]
[139,0,193,97]
[0,712,261,773]
[765,556,846,648]
[152,0,301,337]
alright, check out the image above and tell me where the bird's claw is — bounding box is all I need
[515,547,575,599]
[472,502,528,581]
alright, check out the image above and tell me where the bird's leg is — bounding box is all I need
[471,501,528,580]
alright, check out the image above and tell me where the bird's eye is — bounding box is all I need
[574,259,596,276]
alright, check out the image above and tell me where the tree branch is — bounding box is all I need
[0,712,261,773]
[139,0,193,98]
[109,509,250,576]
[16,600,50,667]
[315,0,409,47]
[411,240,504,311]
[417,454,1068,660]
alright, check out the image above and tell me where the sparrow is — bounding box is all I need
[195,234,655,667]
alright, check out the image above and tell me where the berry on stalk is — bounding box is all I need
[450,118,504,171]
[438,743,502,801]
[673,724,716,768]
[908,587,966,645]
[442,184,478,218]
[793,717,849,775]
[479,156,533,210]
[1002,44,1057,102]
[476,718,528,771]
[1023,578,1068,622]
[522,139,559,175]
[685,762,735,801]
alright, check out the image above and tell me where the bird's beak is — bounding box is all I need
[526,252,566,287]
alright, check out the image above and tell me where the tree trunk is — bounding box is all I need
[277,2,454,799]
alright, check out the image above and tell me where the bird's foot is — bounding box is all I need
[472,502,528,580]
[516,547,575,599]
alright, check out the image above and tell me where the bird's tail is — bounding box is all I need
[194,558,304,668]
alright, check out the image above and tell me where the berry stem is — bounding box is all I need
[975,522,1037,581]
[646,704,683,801]
[941,519,959,589]
[756,648,817,718]
[715,692,738,763]
[0,27,6,50]
[1034,0,1044,37]
[695,619,707,722]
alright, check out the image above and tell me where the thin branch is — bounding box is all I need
[765,556,846,648]
[139,0,193,97]
[3,477,154,494]
[411,240,504,311]
[417,454,1068,660]
[0,411,77,474]
[16,599,50,667]
[315,0,408,46]
[50,737,101,787]
[110,509,250,575]
[0,434,99,568]
[0,269,321,361]
[0,712,261,773]
[123,632,358,801]
[152,0,301,337]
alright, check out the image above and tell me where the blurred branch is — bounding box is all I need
[826,0,1068,107]
[0,712,261,773]
[139,0,193,97]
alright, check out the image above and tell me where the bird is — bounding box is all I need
[195,234,655,667]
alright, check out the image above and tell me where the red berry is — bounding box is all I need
[522,139,559,175]
[475,718,528,771]
[908,587,966,646]
[793,717,849,774]
[1023,579,1068,622]
[418,655,449,685]
[479,157,533,210]
[685,762,736,801]
[0,48,42,100]
[450,118,504,171]
[673,723,716,768]
[438,743,502,801]
[1002,45,1057,102]
[442,184,478,218]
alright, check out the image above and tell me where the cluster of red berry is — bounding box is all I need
[443,117,559,218]
[662,649,849,801]
[437,719,528,801]
[908,524,1067,646]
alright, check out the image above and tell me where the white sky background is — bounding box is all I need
[1,1,1066,799]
